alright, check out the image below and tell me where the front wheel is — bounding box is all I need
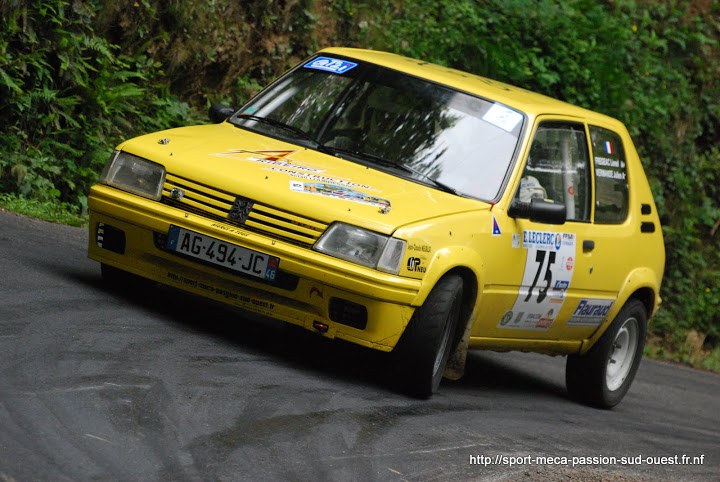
[566,299,647,408]
[394,274,464,398]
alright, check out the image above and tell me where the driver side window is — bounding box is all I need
[517,121,591,222]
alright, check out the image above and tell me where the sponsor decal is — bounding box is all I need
[492,214,502,236]
[500,311,513,326]
[165,271,275,315]
[536,309,555,329]
[512,233,521,249]
[267,167,378,191]
[304,56,358,74]
[407,257,426,273]
[482,103,523,132]
[211,149,326,173]
[290,180,391,211]
[566,256,574,271]
[566,298,614,327]
[211,223,250,237]
[408,243,432,253]
[522,230,563,250]
[498,231,576,331]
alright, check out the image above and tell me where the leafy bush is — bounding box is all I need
[0,0,195,209]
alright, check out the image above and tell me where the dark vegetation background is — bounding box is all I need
[1,0,718,367]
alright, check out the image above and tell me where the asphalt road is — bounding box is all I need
[0,210,718,481]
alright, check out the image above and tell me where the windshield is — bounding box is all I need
[230,55,525,201]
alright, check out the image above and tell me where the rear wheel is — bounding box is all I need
[566,299,647,408]
[394,274,464,398]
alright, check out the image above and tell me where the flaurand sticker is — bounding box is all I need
[566,298,614,327]
[498,231,576,331]
[290,180,391,211]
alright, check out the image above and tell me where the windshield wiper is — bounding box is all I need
[235,114,319,147]
[405,165,459,195]
[323,145,459,195]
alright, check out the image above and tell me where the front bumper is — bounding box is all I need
[88,184,421,351]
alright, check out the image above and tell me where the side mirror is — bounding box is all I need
[209,104,235,124]
[508,198,566,225]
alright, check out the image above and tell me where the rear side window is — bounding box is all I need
[590,126,629,224]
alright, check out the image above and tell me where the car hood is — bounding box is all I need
[117,123,489,234]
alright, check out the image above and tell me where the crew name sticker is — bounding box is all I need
[498,231,576,331]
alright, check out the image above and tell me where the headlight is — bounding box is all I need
[314,222,407,275]
[100,151,166,200]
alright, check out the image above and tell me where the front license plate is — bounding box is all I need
[167,225,279,282]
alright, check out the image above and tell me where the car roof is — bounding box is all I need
[320,47,621,127]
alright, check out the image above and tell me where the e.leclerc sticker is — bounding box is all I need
[497,231,576,331]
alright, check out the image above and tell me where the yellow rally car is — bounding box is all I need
[88,47,664,407]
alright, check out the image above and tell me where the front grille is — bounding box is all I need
[161,173,328,247]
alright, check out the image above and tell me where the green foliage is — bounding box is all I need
[0,0,195,207]
[92,0,321,108]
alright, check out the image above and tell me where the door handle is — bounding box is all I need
[583,240,595,252]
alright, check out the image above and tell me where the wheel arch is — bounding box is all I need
[447,266,478,334]
[629,287,656,321]
[580,282,658,355]
[438,265,481,380]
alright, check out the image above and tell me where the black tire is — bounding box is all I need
[566,299,647,408]
[394,274,464,398]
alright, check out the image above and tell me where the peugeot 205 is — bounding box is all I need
[88,48,665,407]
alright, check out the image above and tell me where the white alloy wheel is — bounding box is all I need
[605,316,639,392]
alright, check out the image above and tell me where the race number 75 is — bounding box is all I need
[524,250,556,303]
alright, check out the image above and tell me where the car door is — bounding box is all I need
[476,117,613,340]
[551,123,636,340]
